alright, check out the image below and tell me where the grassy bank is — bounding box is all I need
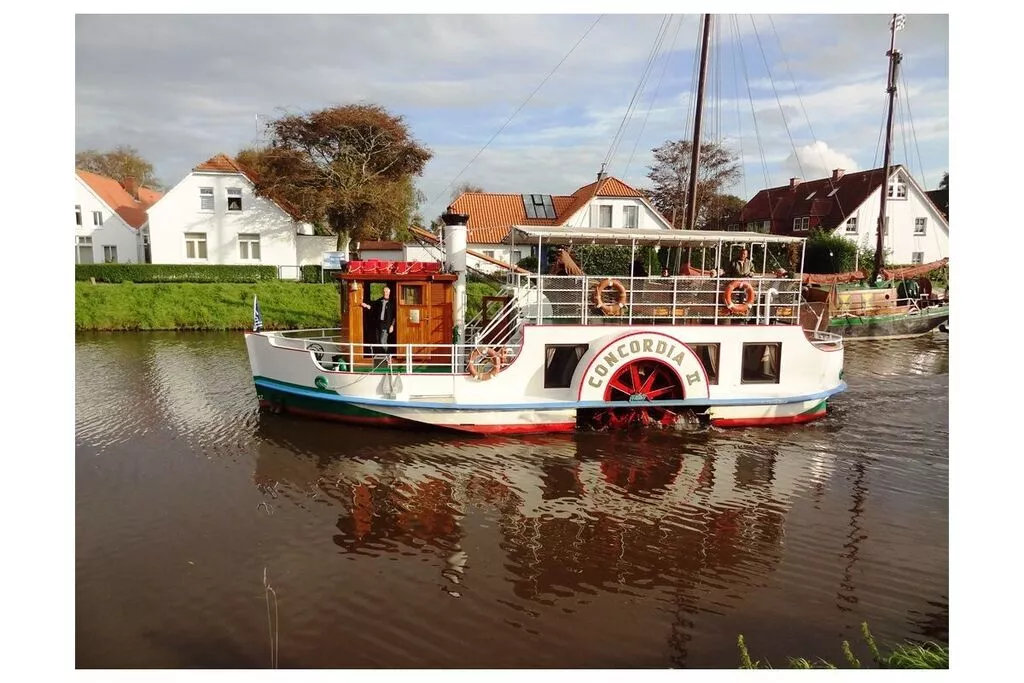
[75,281,341,331]
[75,280,506,331]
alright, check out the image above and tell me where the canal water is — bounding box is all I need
[75,330,948,668]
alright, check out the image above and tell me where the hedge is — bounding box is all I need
[75,263,280,283]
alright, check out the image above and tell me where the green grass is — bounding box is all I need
[737,622,948,670]
[75,281,341,331]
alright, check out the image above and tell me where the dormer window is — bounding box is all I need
[793,216,809,232]
[805,191,816,200]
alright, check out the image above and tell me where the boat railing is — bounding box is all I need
[508,273,803,326]
[268,332,520,375]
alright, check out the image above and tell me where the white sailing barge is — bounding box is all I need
[244,214,846,434]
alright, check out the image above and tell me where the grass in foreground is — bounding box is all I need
[738,622,948,669]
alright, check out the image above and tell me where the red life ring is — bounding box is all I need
[722,280,756,314]
[468,347,502,380]
[593,278,627,315]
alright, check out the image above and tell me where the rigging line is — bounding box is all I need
[729,16,748,202]
[431,14,604,206]
[900,69,929,190]
[622,15,686,181]
[897,93,911,184]
[734,16,770,191]
[749,15,804,181]
[602,15,673,171]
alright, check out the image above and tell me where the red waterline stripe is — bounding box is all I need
[710,408,827,428]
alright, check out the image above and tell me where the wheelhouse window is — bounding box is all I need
[76,236,93,264]
[888,179,907,199]
[599,205,612,228]
[227,187,243,212]
[914,217,927,235]
[238,233,260,260]
[741,343,781,384]
[75,205,82,226]
[912,251,924,265]
[793,216,809,232]
[102,245,117,263]
[199,187,214,211]
[544,344,589,389]
[690,343,719,385]
[92,211,103,226]
[845,217,858,234]
[400,284,423,305]
[623,205,638,228]
[185,232,208,259]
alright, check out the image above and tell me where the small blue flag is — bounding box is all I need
[253,295,264,332]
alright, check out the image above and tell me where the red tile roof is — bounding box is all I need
[76,169,162,230]
[448,175,653,244]
[740,165,937,234]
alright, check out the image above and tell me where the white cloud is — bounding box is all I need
[782,141,860,181]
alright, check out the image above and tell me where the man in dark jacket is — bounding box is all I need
[361,285,396,358]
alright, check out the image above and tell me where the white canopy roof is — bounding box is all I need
[504,226,806,246]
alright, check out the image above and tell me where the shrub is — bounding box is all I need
[76,263,279,283]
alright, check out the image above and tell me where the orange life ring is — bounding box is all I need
[468,347,502,380]
[594,278,627,315]
[722,279,756,314]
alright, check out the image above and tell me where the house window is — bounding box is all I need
[512,250,523,263]
[238,233,261,260]
[912,252,924,265]
[793,216,809,232]
[92,211,103,226]
[227,187,243,212]
[544,344,589,388]
[483,250,495,258]
[185,232,208,259]
[75,205,82,226]
[103,245,118,263]
[914,217,927,236]
[888,180,907,200]
[199,187,214,211]
[690,343,720,385]
[845,217,858,234]
[885,216,890,236]
[599,205,612,228]
[741,343,781,384]
[827,188,839,197]
[76,236,93,264]
[805,191,816,200]
[623,205,638,228]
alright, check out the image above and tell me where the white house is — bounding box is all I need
[445,173,674,273]
[740,165,949,267]
[146,154,334,279]
[75,170,161,264]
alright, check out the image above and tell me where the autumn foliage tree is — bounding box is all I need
[75,145,162,190]
[646,139,741,229]
[241,104,432,250]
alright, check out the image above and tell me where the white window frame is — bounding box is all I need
[185,232,208,260]
[845,217,858,235]
[599,205,613,228]
[911,251,924,265]
[92,210,103,226]
[482,250,495,258]
[199,187,214,212]
[888,180,907,200]
[914,217,927,236]
[226,187,243,212]
[76,236,93,264]
[793,216,809,232]
[238,233,261,261]
[623,205,638,229]
[76,205,82,226]
[102,245,118,263]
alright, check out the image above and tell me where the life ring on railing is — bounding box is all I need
[468,347,502,380]
[722,280,756,315]
[593,278,627,316]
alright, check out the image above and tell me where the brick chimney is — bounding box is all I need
[831,168,845,182]
[789,177,801,190]
[123,176,139,199]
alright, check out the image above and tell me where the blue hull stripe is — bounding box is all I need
[255,377,847,412]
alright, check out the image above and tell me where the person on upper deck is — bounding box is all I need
[729,248,755,278]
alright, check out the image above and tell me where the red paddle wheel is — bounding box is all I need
[588,359,685,430]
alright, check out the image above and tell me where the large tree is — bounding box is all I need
[75,145,162,190]
[646,139,741,229]
[244,104,432,249]
[703,193,746,232]
[450,182,485,201]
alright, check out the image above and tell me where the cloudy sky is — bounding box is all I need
[75,8,948,223]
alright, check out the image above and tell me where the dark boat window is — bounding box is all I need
[741,343,781,384]
[545,344,589,388]
[690,343,720,385]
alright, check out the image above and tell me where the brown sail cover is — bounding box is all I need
[881,258,949,280]
[801,271,866,285]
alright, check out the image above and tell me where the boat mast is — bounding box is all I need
[872,13,903,283]
[673,13,712,272]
